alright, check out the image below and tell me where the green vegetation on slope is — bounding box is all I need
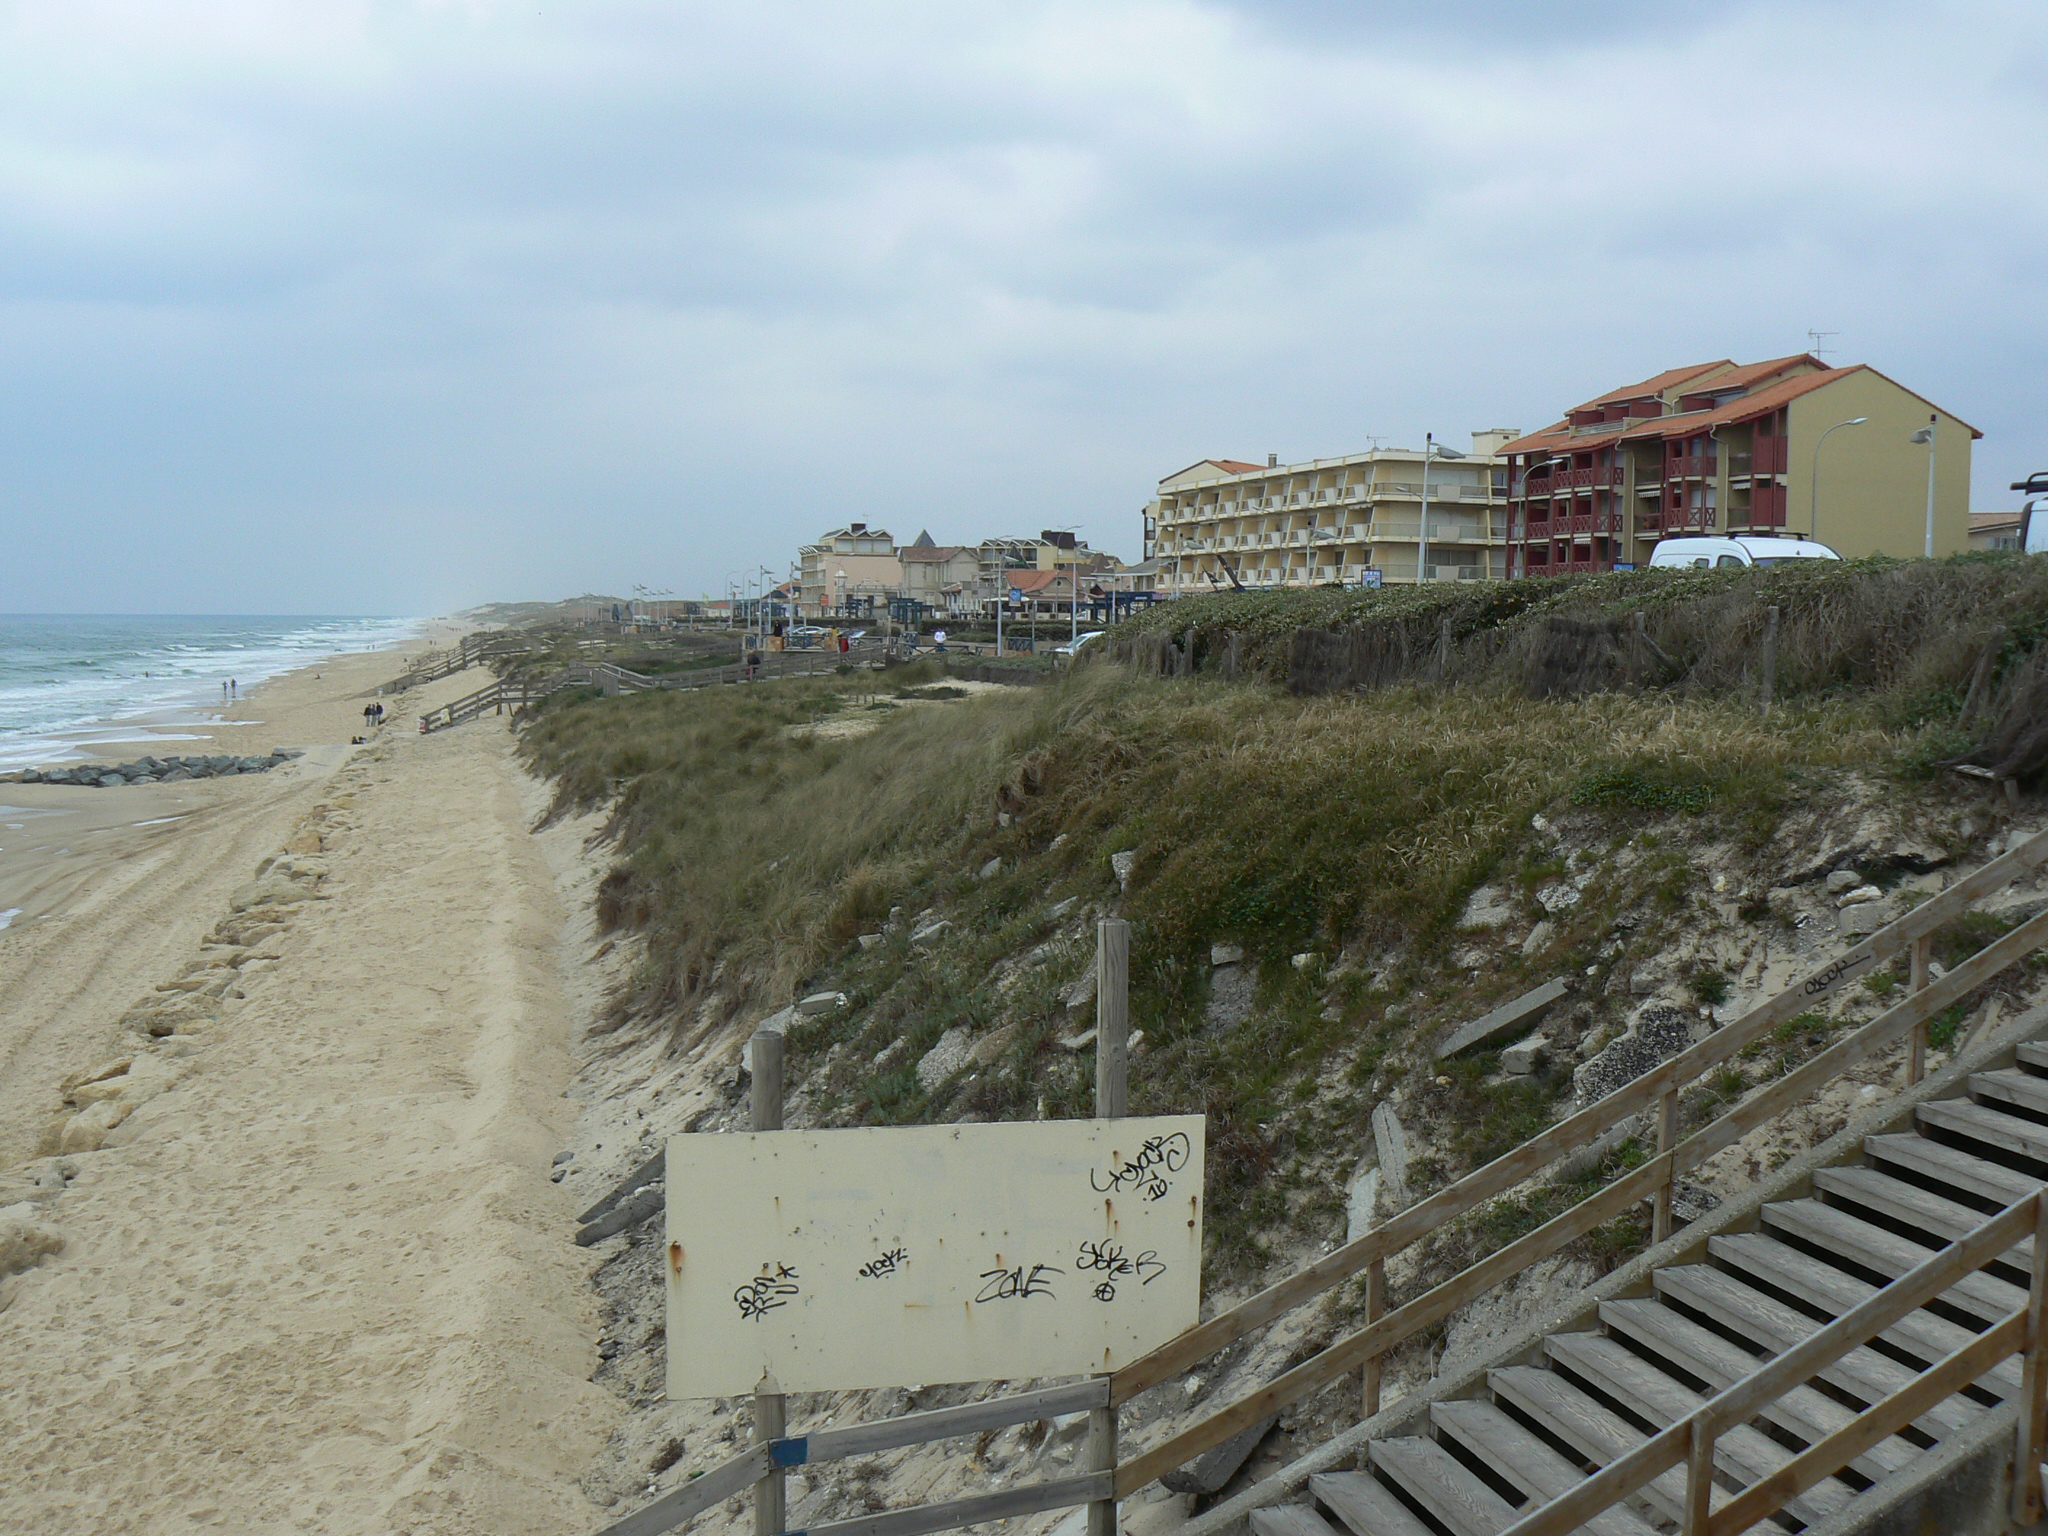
[517,643,1965,1277]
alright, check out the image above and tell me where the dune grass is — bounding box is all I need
[515,650,1964,1275]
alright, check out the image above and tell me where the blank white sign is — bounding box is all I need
[665,1116,1204,1396]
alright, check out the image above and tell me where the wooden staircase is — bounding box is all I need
[1250,1044,2048,1536]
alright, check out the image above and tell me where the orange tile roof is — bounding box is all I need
[1505,368,1847,457]
[1507,359,1981,461]
[1159,458,1265,485]
[1694,353,1827,394]
[1006,570,1072,594]
[1569,361,1730,413]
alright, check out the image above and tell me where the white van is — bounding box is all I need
[1648,535,1842,570]
[2016,472,2048,554]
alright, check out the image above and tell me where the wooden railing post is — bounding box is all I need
[1361,1257,1386,1420]
[1682,1413,1715,1536]
[2016,1192,2048,1527]
[1908,933,1932,1085]
[1758,604,1780,714]
[1652,1087,1679,1244]
[751,1027,787,1536]
[1089,919,1130,1536]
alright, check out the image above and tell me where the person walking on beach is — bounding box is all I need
[230,678,238,700]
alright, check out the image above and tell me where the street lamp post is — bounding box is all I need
[1518,451,1566,575]
[1910,414,1938,558]
[1417,433,1466,583]
[1808,417,1868,544]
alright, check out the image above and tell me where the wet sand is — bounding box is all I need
[0,632,618,1533]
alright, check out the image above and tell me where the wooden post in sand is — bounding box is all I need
[751,1028,787,1536]
[1758,605,1780,714]
[1087,919,1129,1536]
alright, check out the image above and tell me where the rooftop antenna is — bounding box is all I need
[1806,329,1838,358]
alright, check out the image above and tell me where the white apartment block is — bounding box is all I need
[1145,434,1516,594]
[798,524,901,616]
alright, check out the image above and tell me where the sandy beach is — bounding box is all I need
[0,633,618,1533]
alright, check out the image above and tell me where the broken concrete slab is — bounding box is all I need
[1434,977,1569,1060]
[1371,1103,1411,1214]
[1345,1165,1381,1243]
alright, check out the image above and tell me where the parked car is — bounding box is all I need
[2013,473,2048,554]
[1053,630,1106,660]
[1648,535,1842,570]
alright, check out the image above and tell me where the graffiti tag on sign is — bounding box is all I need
[1092,1132,1192,1201]
[858,1247,909,1280]
[975,1263,1062,1302]
[736,1263,800,1321]
[1075,1239,1167,1301]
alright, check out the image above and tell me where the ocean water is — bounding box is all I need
[0,615,419,769]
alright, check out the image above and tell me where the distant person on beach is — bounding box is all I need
[230,678,238,700]
[222,681,229,701]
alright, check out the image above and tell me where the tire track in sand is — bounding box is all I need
[0,714,617,1534]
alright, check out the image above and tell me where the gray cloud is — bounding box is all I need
[0,0,2043,613]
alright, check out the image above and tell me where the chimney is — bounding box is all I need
[1267,453,1278,468]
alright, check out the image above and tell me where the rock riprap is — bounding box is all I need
[1,749,303,786]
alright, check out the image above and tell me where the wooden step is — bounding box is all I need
[1429,1400,1655,1536]
[1865,1133,2044,1211]
[1709,1232,2023,1398]
[1654,1263,1983,1436]
[1919,1098,2048,1166]
[1486,1366,1700,1526]
[1253,1506,1348,1536]
[1972,1068,2048,1121]
[1368,1437,1518,1536]
[1813,1166,2034,1272]
[2015,1041,2048,1075]
[1598,1299,1921,1478]
[1307,1471,1437,1536]
[1760,1199,2028,1324]
[1543,1333,1852,1523]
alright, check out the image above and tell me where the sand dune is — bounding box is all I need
[0,640,617,1533]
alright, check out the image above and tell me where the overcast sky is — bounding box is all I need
[2,0,2043,615]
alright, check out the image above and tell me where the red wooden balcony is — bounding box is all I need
[1753,437,1788,474]
[1666,455,1718,478]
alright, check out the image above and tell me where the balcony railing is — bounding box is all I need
[1666,454,1718,478]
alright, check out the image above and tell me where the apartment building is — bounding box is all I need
[797,524,901,616]
[1145,439,1515,594]
[900,533,982,616]
[1499,356,1979,577]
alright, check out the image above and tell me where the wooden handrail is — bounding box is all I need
[1493,1192,2045,1536]
[1109,825,2048,1488]
[595,1381,1111,1536]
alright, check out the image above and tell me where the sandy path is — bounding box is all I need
[0,655,618,1533]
